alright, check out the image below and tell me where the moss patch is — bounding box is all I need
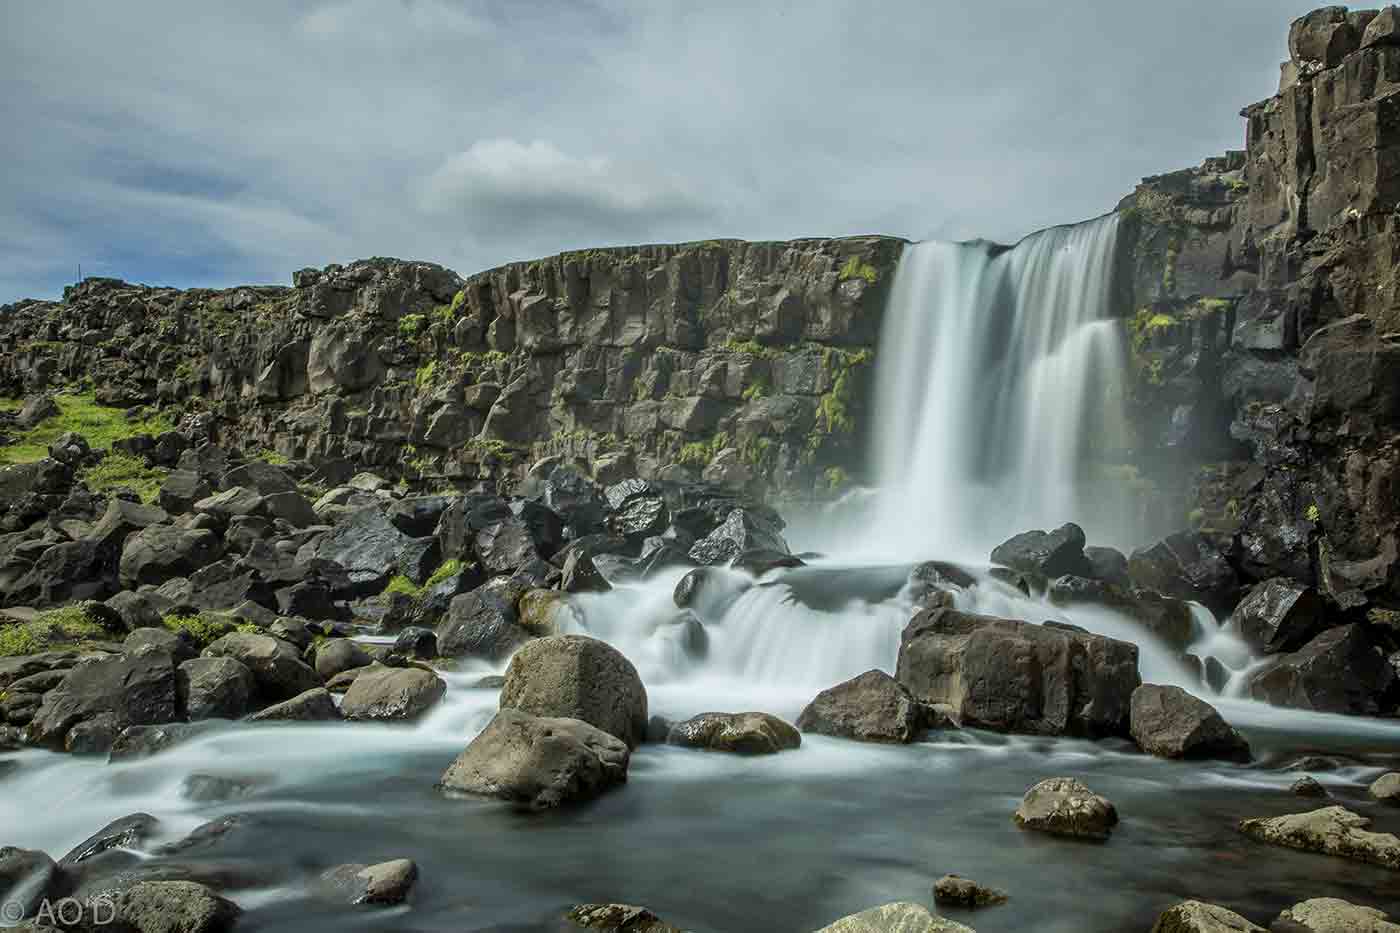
[0,605,109,657]
[839,256,879,285]
[161,612,256,650]
[0,393,174,466]
[80,452,169,504]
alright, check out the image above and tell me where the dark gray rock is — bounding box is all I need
[1128,532,1240,615]
[1013,777,1118,839]
[561,548,611,594]
[990,523,1091,578]
[0,846,62,921]
[248,687,341,722]
[896,607,1140,738]
[501,634,648,748]
[1249,624,1396,715]
[108,723,204,762]
[118,526,224,590]
[796,670,923,744]
[177,656,257,721]
[436,582,529,659]
[666,711,801,754]
[202,633,321,703]
[687,508,788,566]
[313,638,371,681]
[295,507,412,593]
[28,650,178,750]
[1129,684,1251,762]
[60,812,158,867]
[1229,578,1328,654]
[932,874,1008,909]
[1084,546,1130,586]
[438,708,629,810]
[392,626,436,659]
[318,858,418,906]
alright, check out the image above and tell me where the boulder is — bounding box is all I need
[202,632,321,702]
[1047,576,1196,650]
[1292,776,1329,798]
[895,608,1140,738]
[796,670,923,743]
[474,518,545,576]
[177,656,257,721]
[688,508,788,566]
[990,523,1091,577]
[1084,546,1130,586]
[114,880,241,933]
[108,723,203,762]
[119,526,224,589]
[1289,6,1360,67]
[222,460,296,496]
[561,548,611,593]
[1370,772,1400,803]
[392,626,437,659]
[1129,684,1251,762]
[436,583,529,659]
[1128,532,1239,614]
[247,687,342,722]
[500,634,648,748]
[318,858,419,906]
[565,903,683,932]
[666,711,801,755]
[27,649,178,750]
[0,846,62,921]
[159,470,213,515]
[438,708,629,810]
[60,812,158,866]
[340,664,445,721]
[295,506,412,591]
[1275,897,1400,933]
[1238,806,1400,869]
[1149,901,1264,933]
[16,394,59,428]
[1013,777,1118,840]
[313,638,372,680]
[1248,624,1395,716]
[1229,578,1327,654]
[813,902,975,933]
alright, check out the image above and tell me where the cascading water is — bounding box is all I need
[862,214,1136,561]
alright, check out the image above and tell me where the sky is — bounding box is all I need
[1,1,1319,303]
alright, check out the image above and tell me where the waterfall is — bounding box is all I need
[861,214,1135,562]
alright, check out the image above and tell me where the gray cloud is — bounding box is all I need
[1,0,1320,302]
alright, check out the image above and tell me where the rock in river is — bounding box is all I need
[1274,897,1400,933]
[340,664,446,721]
[932,874,1007,908]
[566,903,683,932]
[1129,684,1250,762]
[1148,900,1264,932]
[500,634,648,748]
[1013,777,1118,840]
[813,901,975,932]
[438,708,629,810]
[1370,772,1400,803]
[990,522,1091,577]
[319,858,419,906]
[1238,806,1400,869]
[666,711,801,755]
[796,669,923,744]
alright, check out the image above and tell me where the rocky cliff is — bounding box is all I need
[0,238,902,502]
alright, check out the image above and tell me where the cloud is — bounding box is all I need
[0,0,1324,303]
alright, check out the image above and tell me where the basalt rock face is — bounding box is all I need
[1118,6,1400,640]
[0,238,902,503]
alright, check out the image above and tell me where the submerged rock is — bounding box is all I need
[1128,532,1239,615]
[1148,900,1264,932]
[796,670,923,744]
[896,608,1139,738]
[1370,772,1400,803]
[932,874,1007,908]
[1274,897,1400,933]
[1013,777,1118,840]
[1248,624,1395,716]
[1237,806,1400,869]
[0,846,63,920]
[500,634,648,748]
[438,708,629,810]
[566,903,684,932]
[1129,684,1250,762]
[666,711,801,755]
[247,687,341,722]
[813,901,975,932]
[318,858,419,906]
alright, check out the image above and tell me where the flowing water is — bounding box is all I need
[5,217,1400,930]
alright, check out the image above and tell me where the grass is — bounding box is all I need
[80,452,168,504]
[0,393,174,466]
[162,612,258,650]
[381,559,463,600]
[0,605,110,657]
[839,256,879,284]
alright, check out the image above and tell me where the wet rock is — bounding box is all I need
[436,582,529,659]
[181,773,265,802]
[561,548,612,594]
[517,588,567,636]
[1048,576,1196,651]
[60,812,158,867]
[177,656,257,721]
[1084,546,1130,586]
[1292,776,1329,798]
[1128,532,1239,615]
[666,711,801,755]
[1275,897,1399,933]
[313,638,371,680]
[1238,806,1400,869]
[118,525,223,589]
[318,858,418,906]
[474,518,546,576]
[990,523,1091,578]
[247,687,341,722]
[295,507,412,593]
[340,664,445,721]
[202,633,321,703]
[1129,684,1251,762]
[0,846,62,921]
[565,903,683,932]
[1013,777,1118,840]
[125,626,198,664]
[896,608,1140,738]
[501,634,648,748]
[796,670,923,744]
[1229,578,1327,655]
[932,874,1007,908]
[438,708,629,810]
[1370,772,1400,803]
[27,650,178,750]
[1248,624,1395,716]
[813,901,975,932]
[1148,900,1264,932]
[392,626,437,659]
[687,508,788,566]
[109,723,204,762]
[115,880,241,933]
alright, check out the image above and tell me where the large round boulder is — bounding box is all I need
[438,708,629,810]
[500,635,647,748]
[176,656,257,721]
[202,632,321,703]
[1129,684,1251,762]
[1013,777,1118,840]
[340,664,446,721]
[796,670,922,744]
